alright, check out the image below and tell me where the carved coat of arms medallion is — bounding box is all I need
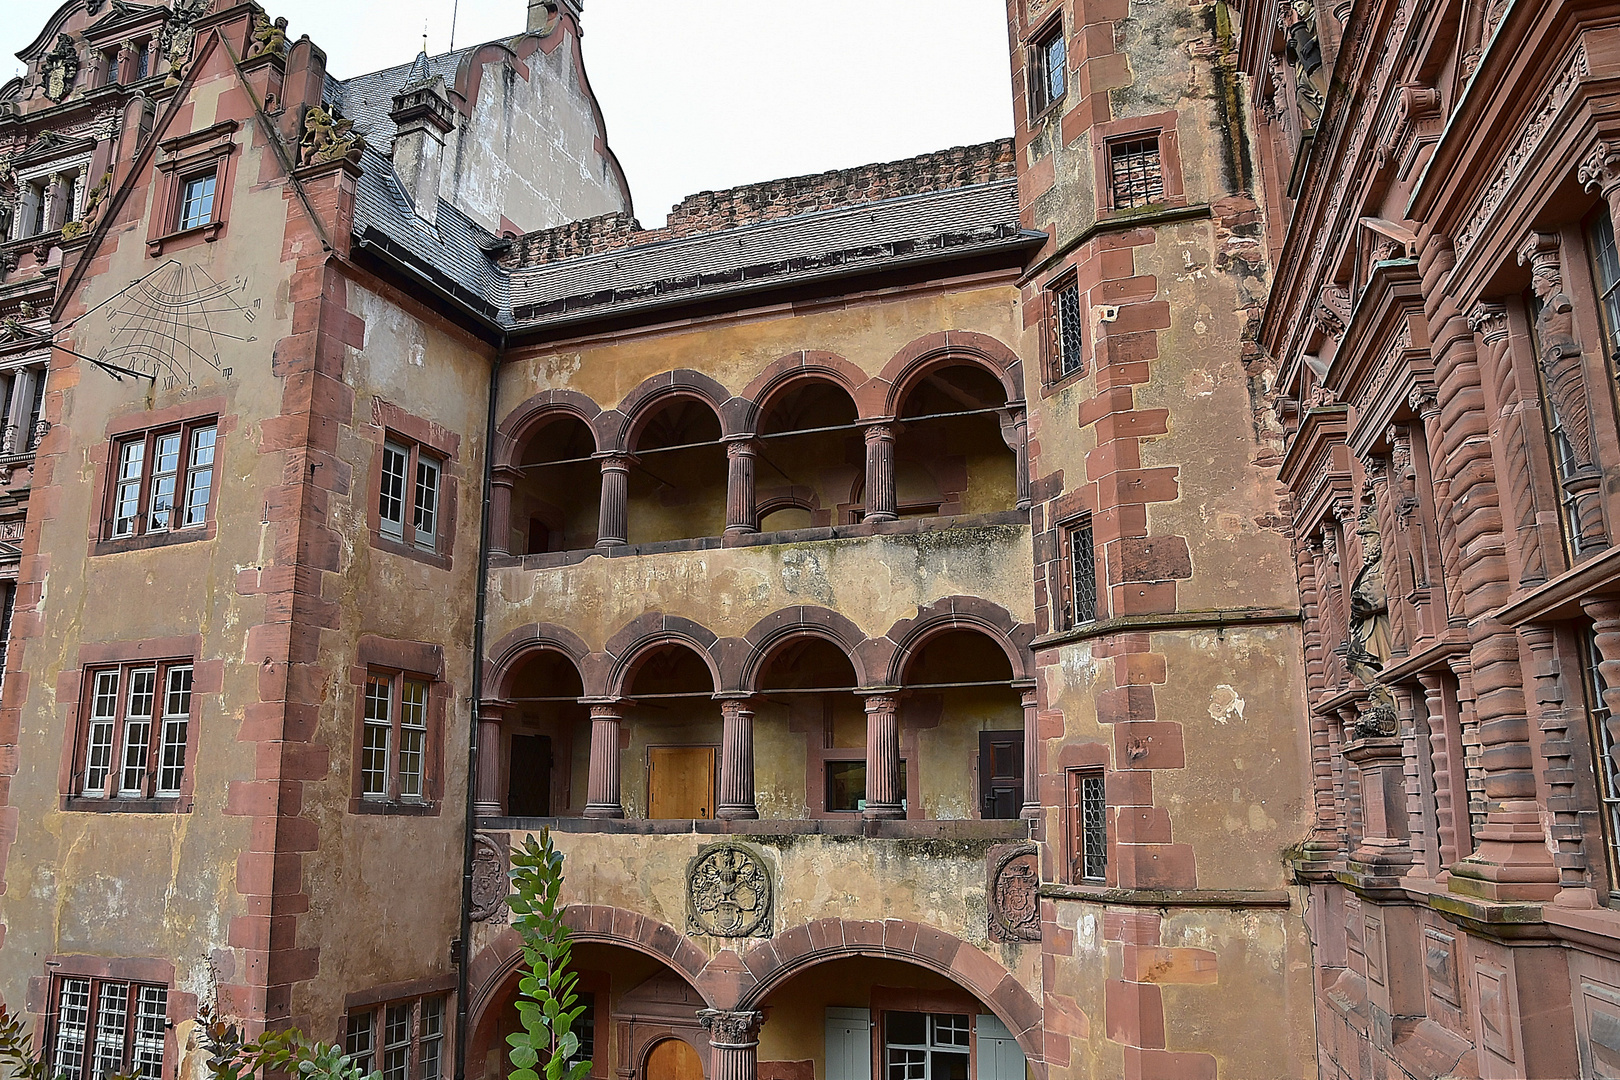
[687,842,772,938]
[987,843,1041,943]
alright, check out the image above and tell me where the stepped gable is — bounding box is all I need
[503,138,1017,268]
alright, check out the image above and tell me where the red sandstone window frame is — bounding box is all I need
[1058,515,1100,629]
[349,637,447,815]
[342,981,454,1080]
[1025,11,1067,121]
[366,403,461,571]
[1059,749,1112,886]
[147,120,238,256]
[1042,271,1087,390]
[1090,113,1186,215]
[41,957,186,1080]
[93,402,225,556]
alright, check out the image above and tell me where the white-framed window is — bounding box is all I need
[360,669,433,803]
[379,439,443,551]
[178,174,217,231]
[885,1013,970,1080]
[78,661,194,801]
[107,422,217,540]
[346,997,445,1080]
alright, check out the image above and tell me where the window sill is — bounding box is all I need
[371,531,451,571]
[94,524,213,556]
[350,798,440,817]
[1042,366,1088,397]
[62,795,192,814]
[146,219,223,256]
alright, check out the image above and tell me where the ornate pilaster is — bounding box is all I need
[1516,231,1607,555]
[697,1010,763,1080]
[862,422,897,523]
[724,438,759,536]
[1408,384,1465,627]
[1523,621,1595,907]
[862,693,904,819]
[1420,235,1558,901]
[1417,672,1464,873]
[595,454,631,549]
[717,697,758,820]
[584,702,625,819]
[1468,301,1549,588]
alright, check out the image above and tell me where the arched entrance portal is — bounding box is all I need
[646,1038,705,1080]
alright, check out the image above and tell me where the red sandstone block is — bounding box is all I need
[742,941,780,984]
[1122,1047,1216,1080]
[1096,360,1152,390]
[1115,842,1198,890]
[1085,439,1143,481]
[1080,52,1133,96]
[1115,652,1168,685]
[950,944,1008,997]
[1078,385,1138,427]
[267,947,320,986]
[1073,22,1117,65]
[1096,467,1178,508]
[1105,980,1166,1049]
[1104,910,1162,945]
[1044,1031,1072,1067]
[1123,945,1219,985]
[1095,275,1161,304]
[225,779,281,817]
[1094,504,1149,543]
[1098,227,1158,252]
[1114,807,1176,845]
[774,925,814,964]
[1111,581,1179,616]
[884,919,920,955]
[1061,95,1111,144]
[1102,330,1161,365]
[1019,154,1056,204]
[1096,684,1156,725]
[1115,722,1184,769]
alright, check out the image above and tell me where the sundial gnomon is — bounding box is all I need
[94,261,259,387]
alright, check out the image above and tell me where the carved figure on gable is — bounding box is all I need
[42,35,81,104]
[247,15,290,59]
[1520,231,1608,551]
[1285,0,1327,127]
[299,104,367,167]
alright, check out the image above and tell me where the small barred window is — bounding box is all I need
[1056,281,1084,379]
[1110,138,1165,209]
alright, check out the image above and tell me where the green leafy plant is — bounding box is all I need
[0,1001,48,1080]
[505,829,590,1080]
[198,1002,381,1080]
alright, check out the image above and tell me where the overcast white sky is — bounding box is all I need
[1,0,1015,225]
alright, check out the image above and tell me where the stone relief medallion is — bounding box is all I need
[469,832,508,922]
[987,843,1041,943]
[687,843,772,938]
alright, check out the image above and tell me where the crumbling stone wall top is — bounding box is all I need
[503,138,1016,268]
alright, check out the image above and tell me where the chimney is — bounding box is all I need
[389,57,456,224]
[528,0,583,33]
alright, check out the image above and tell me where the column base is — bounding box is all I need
[864,512,897,524]
[583,804,625,819]
[595,539,626,550]
[473,801,504,817]
[863,804,905,820]
[723,526,758,537]
[717,805,759,820]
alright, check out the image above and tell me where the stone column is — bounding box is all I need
[1524,620,1596,907]
[724,438,759,536]
[1417,672,1464,873]
[595,454,630,549]
[1418,235,1558,901]
[1000,407,1031,511]
[863,422,897,523]
[1468,302,1551,588]
[583,702,625,819]
[697,1011,763,1080]
[1019,685,1041,822]
[44,173,67,233]
[862,693,904,819]
[489,466,517,557]
[717,697,758,820]
[473,702,510,818]
[1392,682,1433,876]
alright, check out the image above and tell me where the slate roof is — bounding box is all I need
[505,179,1034,328]
[331,48,472,152]
[349,145,510,322]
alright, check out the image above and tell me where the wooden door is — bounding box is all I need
[648,746,715,819]
[507,734,552,816]
[645,1039,704,1080]
[979,730,1024,819]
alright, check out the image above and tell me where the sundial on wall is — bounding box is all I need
[88,261,260,387]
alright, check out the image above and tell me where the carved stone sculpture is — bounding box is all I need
[988,843,1041,942]
[299,104,367,167]
[248,15,289,59]
[161,0,213,85]
[687,843,771,937]
[1344,504,1398,737]
[42,35,80,103]
[468,833,508,921]
[696,1010,764,1046]
[1519,231,1607,552]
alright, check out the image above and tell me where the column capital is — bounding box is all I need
[717,695,756,715]
[859,689,901,709]
[586,700,626,719]
[478,700,515,722]
[595,452,634,470]
[697,1009,763,1047]
[862,419,896,442]
[1580,137,1620,197]
[1467,300,1510,345]
[723,436,759,456]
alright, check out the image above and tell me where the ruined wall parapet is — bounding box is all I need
[502,138,1016,268]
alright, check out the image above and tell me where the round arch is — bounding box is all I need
[740,351,870,431]
[737,607,873,693]
[495,389,605,469]
[879,597,1035,687]
[610,370,741,451]
[876,331,1025,418]
[604,614,724,699]
[485,622,598,700]
[736,918,1044,1069]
